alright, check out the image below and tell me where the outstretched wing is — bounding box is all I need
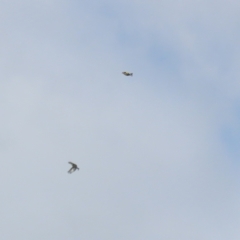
[68,162,77,167]
[122,72,132,76]
[68,167,78,173]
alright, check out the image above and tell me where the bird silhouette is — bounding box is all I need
[68,162,79,174]
[122,71,133,76]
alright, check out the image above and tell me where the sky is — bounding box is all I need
[0,0,240,239]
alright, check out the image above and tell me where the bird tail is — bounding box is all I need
[130,73,133,76]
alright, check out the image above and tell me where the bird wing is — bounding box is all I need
[68,162,77,167]
[123,72,131,76]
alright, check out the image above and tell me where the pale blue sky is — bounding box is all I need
[0,1,240,239]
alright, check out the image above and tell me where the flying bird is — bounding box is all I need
[68,162,79,174]
[122,71,133,76]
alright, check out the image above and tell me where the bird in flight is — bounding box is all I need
[68,162,79,174]
[122,71,133,76]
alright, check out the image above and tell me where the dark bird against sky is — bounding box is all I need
[122,71,133,76]
[68,162,79,174]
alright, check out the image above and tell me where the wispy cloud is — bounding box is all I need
[0,0,239,239]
